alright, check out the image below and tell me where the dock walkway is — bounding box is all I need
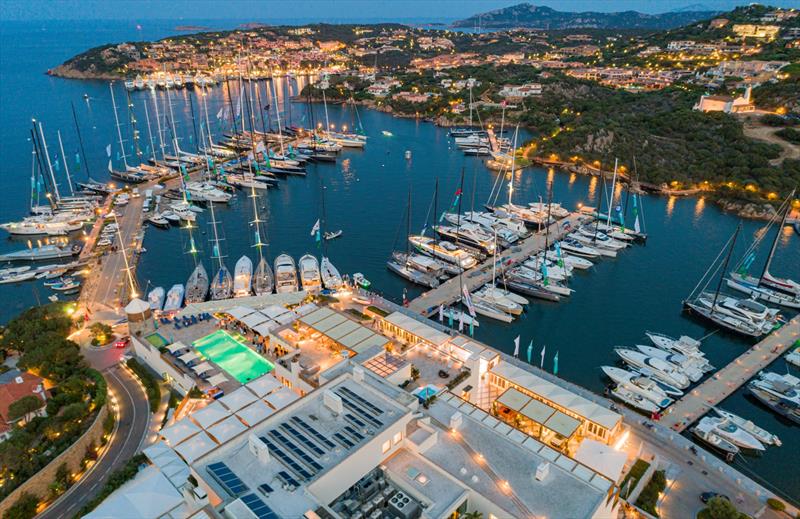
[660,313,800,432]
[407,213,584,315]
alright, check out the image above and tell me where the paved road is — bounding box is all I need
[661,313,800,431]
[37,360,149,519]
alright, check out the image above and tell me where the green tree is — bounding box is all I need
[7,395,43,422]
[3,492,39,519]
[89,323,113,344]
[707,496,741,519]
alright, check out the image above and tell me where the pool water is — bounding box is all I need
[193,330,274,384]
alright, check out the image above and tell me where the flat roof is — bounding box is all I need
[245,375,283,398]
[520,397,557,424]
[207,415,248,444]
[235,400,273,427]
[190,400,230,429]
[425,395,610,518]
[219,386,258,412]
[496,387,529,412]
[544,410,581,438]
[490,361,622,431]
[161,418,200,446]
[383,311,451,346]
[194,375,409,519]
[299,308,390,354]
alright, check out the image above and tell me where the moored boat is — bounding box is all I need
[233,255,253,297]
[185,263,210,304]
[299,254,322,293]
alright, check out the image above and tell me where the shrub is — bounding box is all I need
[767,498,786,511]
[776,127,800,144]
[366,305,389,317]
[4,492,39,519]
[635,469,666,517]
[126,358,161,413]
[620,459,650,498]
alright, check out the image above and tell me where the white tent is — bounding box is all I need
[190,400,230,429]
[192,362,214,375]
[574,439,628,482]
[207,373,229,386]
[167,341,187,354]
[252,321,278,337]
[178,351,200,363]
[160,418,200,446]
[240,312,270,330]
[226,306,256,321]
[83,466,183,519]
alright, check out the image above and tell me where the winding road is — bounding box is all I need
[37,356,150,519]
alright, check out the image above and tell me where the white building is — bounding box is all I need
[499,83,543,98]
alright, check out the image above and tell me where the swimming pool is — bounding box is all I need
[193,330,274,384]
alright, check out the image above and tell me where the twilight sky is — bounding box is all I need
[3,0,799,22]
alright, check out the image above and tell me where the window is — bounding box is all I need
[382,439,391,453]
[393,431,402,445]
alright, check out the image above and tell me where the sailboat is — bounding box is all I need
[233,255,253,297]
[208,201,232,300]
[727,190,800,308]
[185,263,210,304]
[318,182,344,290]
[388,190,440,288]
[253,257,274,295]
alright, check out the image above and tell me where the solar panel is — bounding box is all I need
[338,386,383,415]
[268,430,324,472]
[339,395,382,428]
[258,483,274,495]
[333,432,355,449]
[345,413,367,429]
[207,462,249,496]
[277,470,299,489]
[291,416,336,449]
[259,436,314,480]
[280,423,326,456]
[241,493,279,519]
[343,425,365,442]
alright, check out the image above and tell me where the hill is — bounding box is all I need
[452,3,719,30]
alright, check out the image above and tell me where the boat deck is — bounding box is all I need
[407,212,585,315]
[660,313,800,432]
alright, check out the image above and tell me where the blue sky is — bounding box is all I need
[3,0,799,21]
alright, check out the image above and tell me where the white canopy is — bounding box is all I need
[190,400,230,429]
[252,321,278,337]
[226,305,256,320]
[240,312,270,330]
[83,466,183,519]
[207,373,229,386]
[179,351,200,363]
[167,341,187,354]
[160,418,200,446]
[124,298,150,315]
[192,362,213,375]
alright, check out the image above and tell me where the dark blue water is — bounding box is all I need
[1,20,799,501]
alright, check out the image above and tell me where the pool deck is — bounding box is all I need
[661,314,800,432]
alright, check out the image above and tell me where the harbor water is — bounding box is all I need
[1,19,798,502]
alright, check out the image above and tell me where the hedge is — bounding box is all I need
[621,459,650,498]
[126,359,161,413]
[636,469,666,517]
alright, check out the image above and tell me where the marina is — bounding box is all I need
[0,19,799,507]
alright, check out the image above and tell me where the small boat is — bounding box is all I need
[147,214,170,229]
[645,331,703,357]
[470,299,514,323]
[615,348,690,389]
[697,416,764,451]
[440,307,479,327]
[786,347,800,368]
[210,264,233,300]
[713,408,781,447]
[299,254,322,293]
[274,254,299,294]
[632,344,711,381]
[353,272,371,289]
[0,244,81,262]
[320,256,343,290]
[747,383,800,425]
[611,385,660,414]
[324,230,343,240]
[185,263,209,304]
[147,286,165,311]
[0,270,37,284]
[559,238,602,259]
[161,211,181,225]
[51,279,80,291]
[253,257,274,295]
[382,130,393,137]
[233,255,253,297]
[601,366,673,408]
[162,284,185,312]
[692,419,739,461]
[386,258,439,288]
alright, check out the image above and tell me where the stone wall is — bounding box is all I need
[0,404,109,516]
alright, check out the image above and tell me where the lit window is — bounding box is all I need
[393,431,402,445]
[382,440,391,453]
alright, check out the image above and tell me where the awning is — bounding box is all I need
[179,351,200,363]
[167,341,186,354]
[207,373,228,386]
[192,362,213,374]
[226,306,256,320]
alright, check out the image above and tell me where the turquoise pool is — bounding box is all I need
[193,330,274,384]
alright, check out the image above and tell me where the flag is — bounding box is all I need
[216,107,224,120]
[553,351,559,375]
[615,204,625,231]
[448,311,453,328]
[462,286,476,317]
[106,144,112,157]
[554,242,564,268]
[402,288,408,307]
[513,335,520,358]
[438,304,443,322]
[75,153,81,170]
[310,219,320,237]
[116,151,121,161]
[107,160,113,173]
[526,340,533,363]
[458,314,464,332]
[189,237,198,254]
[632,194,641,234]
[469,319,474,337]
[540,344,546,368]
[454,188,462,197]
[53,159,60,172]
[541,260,549,286]
[212,244,220,258]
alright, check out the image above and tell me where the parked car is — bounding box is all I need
[700,492,730,504]
[114,336,131,349]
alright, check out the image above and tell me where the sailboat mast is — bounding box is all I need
[606,158,619,228]
[29,144,37,212]
[406,189,411,257]
[37,121,61,201]
[150,89,167,161]
[164,80,180,156]
[712,224,741,310]
[271,80,285,155]
[322,88,331,134]
[70,102,91,180]
[201,84,213,148]
[508,126,518,207]
[759,190,794,284]
[250,185,265,263]
[142,98,157,163]
[109,82,129,170]
[209,200,224,270]
[125,90,142,164]
[321,182,328,256]
[56,130,74,196]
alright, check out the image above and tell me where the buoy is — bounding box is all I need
[405,150,412,160]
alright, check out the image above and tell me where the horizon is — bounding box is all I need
[3,0,800,22]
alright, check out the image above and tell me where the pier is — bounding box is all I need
[407,213,584,315]
[660,313,800,432]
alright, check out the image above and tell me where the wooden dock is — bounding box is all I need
[407,213,585,315]
[660,313,800,432]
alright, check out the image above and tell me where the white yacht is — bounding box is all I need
[435,223,495,255]
[646,331,703,357]
[528,201,569,219]
[233,255,253,297]
[253,257,274,295]
[472,285,523,315]
[147,286,165,311]
[540,250,593,270]
[559,238,602,259]
[633,345,712,381]
[162,284,185,312]
[697,416,764,451]
[0,244,81,262]
[713,408,781,447]
[602,366,673,408]
[185,263,210,304]
[408,235,477,269]
[210,264,233,300]
[299,254,322,293]
[615,348,690,389]
[692,419,739,459]
[611,385,661,414]
[274,254,299,293]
